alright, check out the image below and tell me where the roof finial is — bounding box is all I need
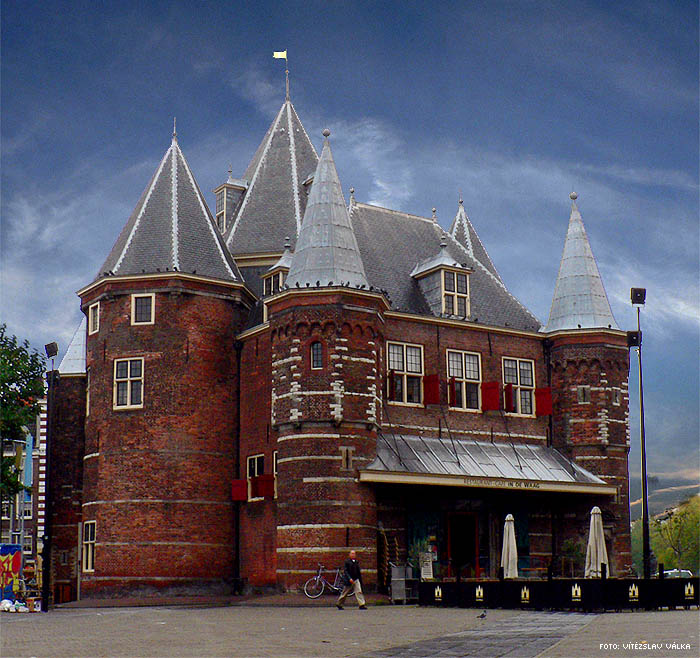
[570,191,578,201]
[322,128,331,140]
[349,187,355,204]
[440,235,448,249]
[172,117,177,141]
[284,236,291,250]
[227,164,234,183]
[432,207,437,222]
[459,191,463,205]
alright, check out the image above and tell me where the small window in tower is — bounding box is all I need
[113,358,144,409]
[340,446,354,470]
[264,276,273,297]
[273,450,278,498]
[577,386,591,404]
[442,269,469,318]
[216,212,226,233]
[82,521,96,572]
[88,302,100,335]
[131,294,155,325]
[310,342,323,369]
[215,190,224,215]
[612,389,621,406]
[60,550,69,566]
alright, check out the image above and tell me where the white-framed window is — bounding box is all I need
[273,450,278,499]
[247,454,264,501]
[113,358,144,409]
[310,341,323,369]
[1,499,10,519]
[263,271,285,296]
[577,386,591,404]
[447,350,481,410]
[82,521,96,572]
[442,269,470,318]
[22,533,33,554]
[86,367,90,417]
[387,342,424,405]
[88,302,100,335]
[131,293,155,325]
[503,357,535,416]
[23,493,32,518]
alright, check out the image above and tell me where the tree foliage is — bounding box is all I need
[0,324,46,499]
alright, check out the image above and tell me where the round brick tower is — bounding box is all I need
[268,288,387,589]
[266,128,387,589]
[545,193,632,575]
[78,134,254,597]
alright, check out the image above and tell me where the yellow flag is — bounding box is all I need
[273,50,287,60]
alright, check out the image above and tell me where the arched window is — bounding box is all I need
[310,341,323,369]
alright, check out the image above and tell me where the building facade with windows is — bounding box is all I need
[46,94,632,600]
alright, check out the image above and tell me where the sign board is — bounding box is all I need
[420,552,433,580]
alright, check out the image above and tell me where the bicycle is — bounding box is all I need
[303,564,354,599]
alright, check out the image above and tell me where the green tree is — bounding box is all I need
[0,324,46,499]
[652,496,700,573]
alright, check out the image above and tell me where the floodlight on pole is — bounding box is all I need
[630,287,650,580]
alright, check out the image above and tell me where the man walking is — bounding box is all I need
[336,550,367,609]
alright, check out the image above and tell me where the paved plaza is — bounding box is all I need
[1,601,698,657]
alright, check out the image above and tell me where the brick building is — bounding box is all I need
[46,94,632,601]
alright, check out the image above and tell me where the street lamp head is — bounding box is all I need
[44,342,58,358]
[631,288,646,305]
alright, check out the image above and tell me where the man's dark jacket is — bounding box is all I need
[343,558,362,585]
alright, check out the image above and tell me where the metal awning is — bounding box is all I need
[359,433,616,495]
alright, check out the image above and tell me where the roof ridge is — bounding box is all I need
[354,201,435,224]
[226,102,287,248]
[177,142,238,280]
[450,202,504,283]
[171,144,180,270]
[285,102,303,233]
[114,145,172,273]
[289,101,319,160]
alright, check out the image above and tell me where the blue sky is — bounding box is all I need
[2,0,698,480]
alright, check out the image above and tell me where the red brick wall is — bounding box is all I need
[79,278,247,597]
[49,372,86,602]
[550,332,632,574]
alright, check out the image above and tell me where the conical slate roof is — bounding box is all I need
[449,198,502,282]
[97,134,241,283]
[285,131,368,289]
[225,100,318,255]
[545,194,618,332]
[58,317,86,375]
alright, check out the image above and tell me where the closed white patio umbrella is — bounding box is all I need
[585,506,609,578]
[501,513,518,579]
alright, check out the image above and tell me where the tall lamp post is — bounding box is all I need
[42,341,58,612]
[629,288,650,579]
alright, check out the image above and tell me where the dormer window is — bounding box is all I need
[443,270,469,317]
[263,271,286,297]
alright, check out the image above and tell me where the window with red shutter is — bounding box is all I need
[232,480,247,501]
[504,383,516,413]
[535,387,552,416]
[481,382,500,411]
[423,374,440,405]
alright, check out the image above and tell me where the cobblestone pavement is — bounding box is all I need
[359,611,594,657]
[1,604,697,658]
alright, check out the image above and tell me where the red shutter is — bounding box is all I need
[481,382,500,411]
[504,383,516,413]
[423,374,440,405]
[231,479,247,501]
[255,474,276,498]
[535,387,553,416]
[448,377,457,406]
[388,370,396,400]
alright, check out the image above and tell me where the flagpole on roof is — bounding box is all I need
[273,50,289,100]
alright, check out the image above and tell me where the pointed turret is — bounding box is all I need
[285,130,368,289]
[224,99,318,255]
[98,132,241,283]
[58,317,86,375]
[545,193,618,331]
[449,197,502,282]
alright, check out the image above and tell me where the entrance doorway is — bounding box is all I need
[447,513,479,578]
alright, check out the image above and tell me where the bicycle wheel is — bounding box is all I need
[303,577,325,598]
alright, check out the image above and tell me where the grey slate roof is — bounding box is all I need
[350,203,541,331]
[225,100,318,255]
[366,433,606,485]
[285,134,369,289]
[449,199,502,282]
[59,317,86,374]
[98,136,241,283]
[545,196,618,332]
